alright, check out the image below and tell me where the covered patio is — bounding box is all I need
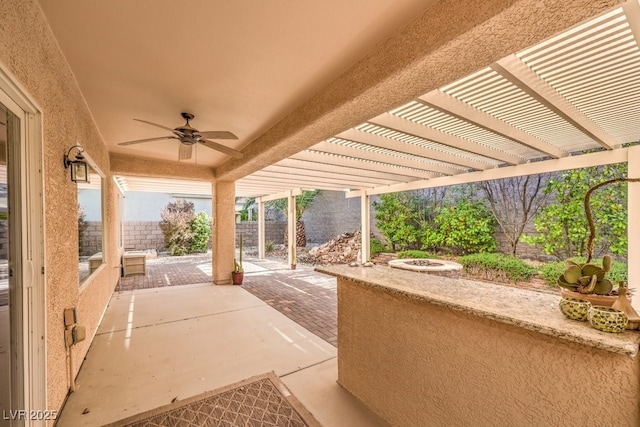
[1,0,640,425]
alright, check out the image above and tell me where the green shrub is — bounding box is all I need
[522,164,629,259]
[160,200,212,256]
[373,192,425,251]
[431,199,497,255]
[540,257,628,287]
[370,238,387,256]
[265,241,275,253]
[397,250,437,259]
[78,206,88,256]
[458,253,536,284]
[189,211,211,253]
[160,200,195,256]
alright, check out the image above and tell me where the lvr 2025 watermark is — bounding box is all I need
[2,410,58,421]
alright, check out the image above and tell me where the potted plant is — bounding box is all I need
[232,234,244,285]
[557,177,640,327]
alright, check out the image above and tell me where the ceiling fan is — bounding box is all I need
[118,112,242,160]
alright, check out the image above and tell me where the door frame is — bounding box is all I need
[0,63,46,423]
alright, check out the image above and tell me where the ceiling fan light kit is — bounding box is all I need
[118,112,242,160]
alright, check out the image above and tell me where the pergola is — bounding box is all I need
[229,3,640,304]
[112,1,640,309]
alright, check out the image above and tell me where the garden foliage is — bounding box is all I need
[397,250,437,259]
[373,189,496,255]
[521,164,629,259]
[370,238,387,256]
[430,199,496,255]
[540,257,628,287]
[458,253,537,284]
[189,211,212,253]
[159,200,211,256]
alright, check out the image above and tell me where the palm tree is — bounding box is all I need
[267,190,320,247]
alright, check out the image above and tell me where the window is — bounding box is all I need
[78,161,104,284]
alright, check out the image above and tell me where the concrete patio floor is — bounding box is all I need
[56,261,386,426]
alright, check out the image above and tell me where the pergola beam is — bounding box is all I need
[263,164,400,186]
[336,128,493,171]
[419,89,568,159]
[311,140,464,176]
[622,0,640,48]
[346,147,630,198]
[275,158,421,182]
[256,188,302,203]
[492,54,618,150]
[369,112,524,166]
[252,169,383,188]
[293,150,438,180]
[242,176,363,192]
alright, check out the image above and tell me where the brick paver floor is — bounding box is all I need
[117,254,338,347]
[241,264,338,347]
[117,253,213,291]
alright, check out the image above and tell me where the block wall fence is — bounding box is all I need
[80,191,549,259]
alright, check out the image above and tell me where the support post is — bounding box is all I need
[287,191,296,268]
[212,180,235,285]
[360,193,370,263]
[258,198,265,259]
[629,146,640,312]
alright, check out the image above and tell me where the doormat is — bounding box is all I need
[104,372,321,427]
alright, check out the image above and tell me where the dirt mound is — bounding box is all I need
[299,232,361,265]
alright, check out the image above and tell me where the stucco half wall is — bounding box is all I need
[336,278,640,426]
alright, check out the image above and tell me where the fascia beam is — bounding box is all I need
[250,171,373,188]
[492,54,618,150]
[336,128,492,171]
[420,89,568,159]
[311,140,464,176]
[623,0,640,58]
[292,150,438,180]
[346,147,629,198]
[275,158,419,182]
[256,188,303,203]
[261,166,395,186]
[241,176,358,191]
[369,113,524,166]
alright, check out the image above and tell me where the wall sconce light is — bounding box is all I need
[63,145,90,184]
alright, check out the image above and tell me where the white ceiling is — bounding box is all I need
[38,0,437,166]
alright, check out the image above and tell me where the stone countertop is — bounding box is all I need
[315,264,640,357]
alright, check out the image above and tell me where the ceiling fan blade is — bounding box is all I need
[178,143,193,160]
[133,118,179,134]
[118,136,176,146]
[199,139,243,158]
[198,131,239,140]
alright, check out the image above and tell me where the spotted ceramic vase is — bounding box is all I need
[587,306,628,333]
[559,297,591,321]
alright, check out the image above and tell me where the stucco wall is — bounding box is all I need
[337,278,640,426]
[0,0,120,413]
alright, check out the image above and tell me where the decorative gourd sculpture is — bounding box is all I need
[557,256,614,295]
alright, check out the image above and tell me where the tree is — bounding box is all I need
[78,205,88,256]
[431,198,497,255]
[189,211,212,253]
[522,163,629,259]
[267,190,320,247]
[159,200,196,256]
[373,192,422,251]
[479,175,550,256]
